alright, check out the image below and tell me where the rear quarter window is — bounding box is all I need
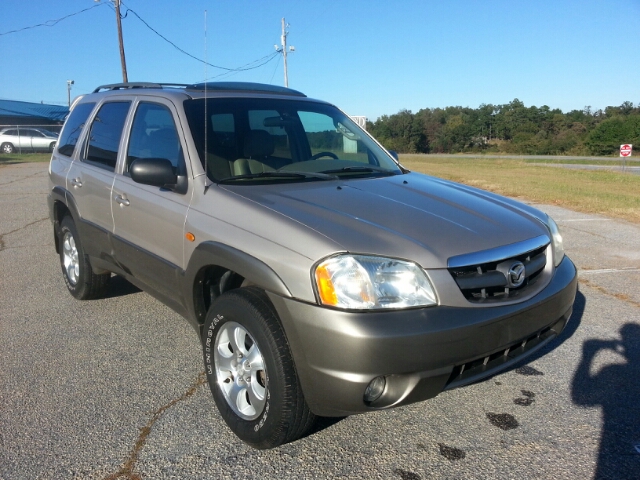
[57,103,96,157]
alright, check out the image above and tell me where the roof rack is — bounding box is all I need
[91,81,307,97]
[92,82,189,93]
[186,82,306,97]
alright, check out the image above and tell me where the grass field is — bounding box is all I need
[400,154,640,224]
[3,152,638,224]
[0,153,51,164]
[523,158,640,167]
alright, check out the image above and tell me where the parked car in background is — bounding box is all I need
[0,127,58,153]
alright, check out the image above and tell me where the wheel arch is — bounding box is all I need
[49,186,80,254]
[184,241,292,328]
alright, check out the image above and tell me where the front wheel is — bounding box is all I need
[1,142,15,154]
[202,287,315,449]
[59,216,111,300]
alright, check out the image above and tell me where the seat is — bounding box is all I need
[149,128,180,163]
[231,130,276,175]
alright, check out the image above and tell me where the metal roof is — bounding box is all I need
[0,100,69,122]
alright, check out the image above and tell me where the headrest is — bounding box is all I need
[243,130,275,158]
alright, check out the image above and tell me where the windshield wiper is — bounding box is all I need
[217,171,337,184]
[319,165,397,176]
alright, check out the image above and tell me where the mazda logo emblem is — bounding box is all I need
[508,262,526,287]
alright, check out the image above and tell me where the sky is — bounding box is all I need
[1,0,639,121]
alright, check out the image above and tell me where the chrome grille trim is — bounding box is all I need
[447,235,550,269]
[447,236,550,303]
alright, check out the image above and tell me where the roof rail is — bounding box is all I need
[92,82,189,93]
[186,82,306,97]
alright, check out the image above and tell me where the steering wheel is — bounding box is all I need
[310,151,339,160]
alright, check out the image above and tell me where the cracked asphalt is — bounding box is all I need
[1,162,639,479]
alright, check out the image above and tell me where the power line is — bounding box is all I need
[0,3,107,36]
[121,3,277,74]
[269,54,282,84]
[205,52,280,81]
[2,2,280,77]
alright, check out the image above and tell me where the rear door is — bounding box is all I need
[111,97,191,301]
[67,100,131,259]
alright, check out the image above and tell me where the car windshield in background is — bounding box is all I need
[184,98,402,183]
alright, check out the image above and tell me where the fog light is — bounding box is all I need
[364,376,386,403]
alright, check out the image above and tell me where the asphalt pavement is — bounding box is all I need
[1,162,639,479]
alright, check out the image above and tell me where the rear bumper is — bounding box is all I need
[268,256,577,416]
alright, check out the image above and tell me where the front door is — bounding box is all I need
[111,98,191,302]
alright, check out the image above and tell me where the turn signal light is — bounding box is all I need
[315,265,338,306]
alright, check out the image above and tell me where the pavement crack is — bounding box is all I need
[579,278,640,308]
[0,217,48,252]
[0,169,46,187]
[104,372,207,480]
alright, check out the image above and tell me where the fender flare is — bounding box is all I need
[183,241,292,325]
[49,185,81,252]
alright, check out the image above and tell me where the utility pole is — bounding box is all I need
[277,18,294,87]
[67,80,74,107]
[114,0,128,82]
[281,18,289,87]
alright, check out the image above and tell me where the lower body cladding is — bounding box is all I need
[268,256,577,417]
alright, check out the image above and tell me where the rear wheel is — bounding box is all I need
[1,142,15,154]
[59,216,110,299]
[202,287,315,449]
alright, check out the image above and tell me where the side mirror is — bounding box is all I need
[388,150,399,161]
[130,158,177,188]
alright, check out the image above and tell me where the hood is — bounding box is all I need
[222,172,549,269]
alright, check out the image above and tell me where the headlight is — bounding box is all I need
[544,215,565,267]
[314,254,437,310]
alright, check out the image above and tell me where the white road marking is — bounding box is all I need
[562,218,612,222]
[579,268,640,274]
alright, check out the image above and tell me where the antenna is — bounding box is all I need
[204,10,209,187]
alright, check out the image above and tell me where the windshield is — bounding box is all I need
[183,98,402,183]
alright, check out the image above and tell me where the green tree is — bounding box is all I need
[586,115,640,156]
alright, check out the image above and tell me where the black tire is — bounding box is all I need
[202,287,315,449]
[59,215,111,300]
[1,142,15,154]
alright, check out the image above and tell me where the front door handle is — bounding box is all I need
[71,178,82,188]
[114,194,130,207]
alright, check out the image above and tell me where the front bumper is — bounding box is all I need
[268,256,577,417]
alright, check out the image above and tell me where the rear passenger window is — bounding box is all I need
[127,103,183,171]
[57,103,95,157]
[85,102,131,170]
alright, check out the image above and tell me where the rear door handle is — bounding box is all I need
[114,194,130,207]
[71,178,82,188]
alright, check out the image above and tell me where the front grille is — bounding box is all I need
[448,243,548,303]
[443,315,567,391]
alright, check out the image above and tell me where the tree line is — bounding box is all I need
[366,99,640,156]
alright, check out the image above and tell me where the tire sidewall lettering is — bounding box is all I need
[203,315,222,376]
[254,381,271,432]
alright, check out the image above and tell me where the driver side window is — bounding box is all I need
[127,102,183,173]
